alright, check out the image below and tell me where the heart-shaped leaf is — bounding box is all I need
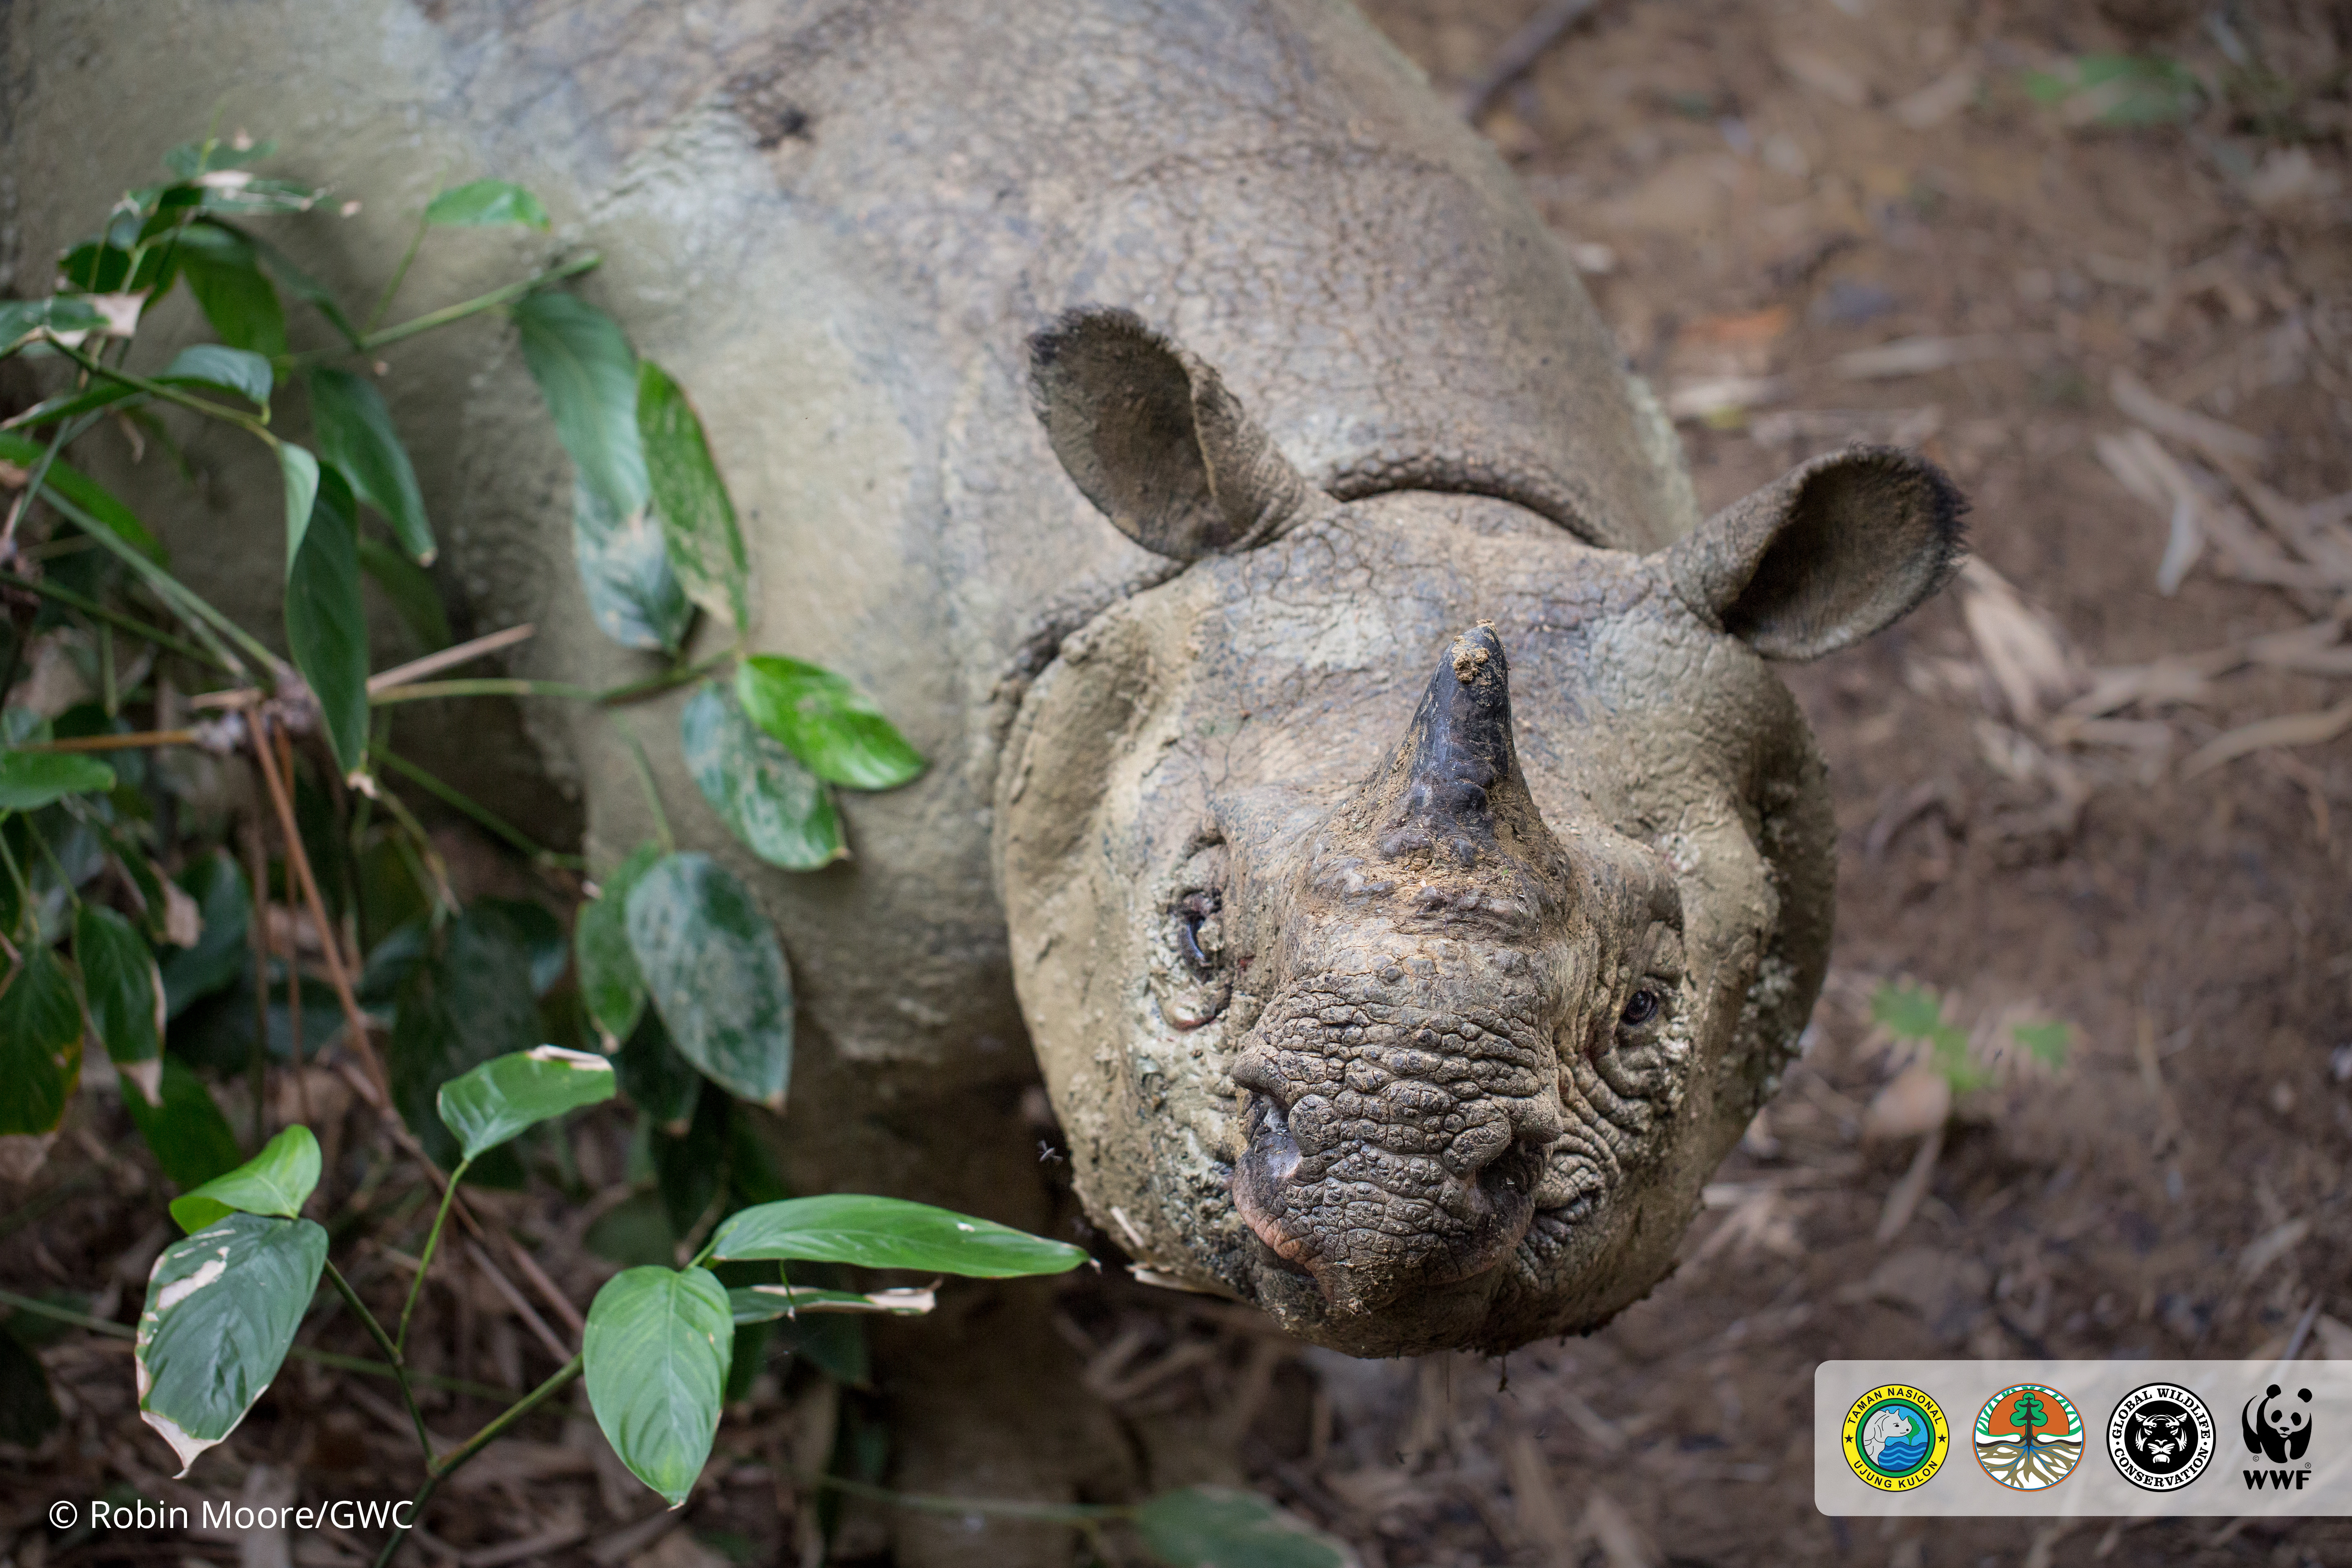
[167,1125,320,1234]
[284,467,369,773]
[308,368,433,564]
[710,1195,1086,1278]
[75,904,163,1099]
[571,479,689,653]
[122,1055,244,1190]
[1133,1486,1353,1568]
[576,843,662,1047]
[158,345,273,408]
[0,945,84,1135]
[135,1212,327,1477]
[624,854,792,1108]
[680,684,844,871]
[735,657,924,791]
[437,1045,616,1162]
[636,361,748,628]
[0,749,116,809]
[425,179,552,231]
[512,291,646,518]
[583,1266,732,1508]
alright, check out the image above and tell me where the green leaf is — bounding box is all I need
[624,853,793,1108]
[3,379,143,432]
[167,1124,321,1234]
[512,291,646,515]
[160,852,249,1020]
[0,295,107,350]
[163,138,279,178]
[0,1328,62,1447]
[60,242,136,293]
[285,468,368,775]
[122,1054,244,1190]
[612,1010,702,1136]
[158,345,272,408]
[0,749,116,809]
[388,906,543,1172]
[0,945,83,1136]
[307,368,433,564]
[357,536,452,651]
[0,433,167,563]
[582,1266,733,1508]
[277,442,320,571]
[681,684,844,871]
[735,657,925,791]
[1134,1487,1352,1568]
[436,1045,617,1162]
[75,904,163,1092]
[425,179,551,230]
[176,227,287,359]
[571,478,690,654]
[2013,1020,2071,1068]
[710,1195,1087,1278]
[577,843,663,1047]
[636,361,749,628]
[135,1212,327,1477]
[1869,980,1946,1043]
[726,1284,936,1324]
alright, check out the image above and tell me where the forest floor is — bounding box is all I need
[4,2,2349,1567]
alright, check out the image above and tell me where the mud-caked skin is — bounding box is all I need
[1004,311,1963,1355]
[11,0,1963,1365]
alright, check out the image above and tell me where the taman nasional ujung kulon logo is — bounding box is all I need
[2241,1382,2315,1491]
[2109,1381,2218,1491]
[1974,1383,2085,1490]
[1842,1384,1951,1491]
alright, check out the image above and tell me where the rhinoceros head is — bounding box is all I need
[1001,309,1961,1356]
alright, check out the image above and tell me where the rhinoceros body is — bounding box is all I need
[10,0,1956,1360]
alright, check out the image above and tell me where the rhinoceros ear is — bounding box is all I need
[1029,307,1317,559]
[1664,445,1964,661]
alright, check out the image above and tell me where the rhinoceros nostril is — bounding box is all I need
[1250,1093,1301,1183]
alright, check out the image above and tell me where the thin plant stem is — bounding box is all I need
[619,724,673,854]
[323,1260,434,1461]
[29,828,80,912]
[396,1156,470,1357]
[0,1287,519,1401]
[304,254,603,370]
[593,649,733,707]
[373,1355,584,1568]
[249,714,392,1104]
[0,571,232,672]
[370,678,598,706]
[45,339,268,437]
[0,408,90,555]
[32,486,270,672]
[367,212,434,335]
[374,748,583,868]
[14,729,198,754]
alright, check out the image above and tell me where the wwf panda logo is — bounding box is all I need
[2243,1383,2314,1464]
[2109,1383,2217,1491]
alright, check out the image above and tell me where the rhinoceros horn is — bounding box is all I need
[1372,623,1552,871]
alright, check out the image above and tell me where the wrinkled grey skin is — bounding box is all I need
[6,0,1959,1367]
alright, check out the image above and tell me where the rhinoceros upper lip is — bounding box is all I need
[1230,1090,1544,1301]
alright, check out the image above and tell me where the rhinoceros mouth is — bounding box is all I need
[1229,1090,1546,1304]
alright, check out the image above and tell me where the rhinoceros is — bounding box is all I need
[14,0,1957,1469]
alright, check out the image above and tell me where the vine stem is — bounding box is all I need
[323,1261,434,1461]
[247,712,391,1107]
[0,570,231,672]
[301,253,603,369]
[45,339,270,438]
[374,747,583,869]
[396,1156,470,1357]
[372,1355,583,1568]
[29,484,272,673]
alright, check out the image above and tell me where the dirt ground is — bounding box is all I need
[4,2,2350,1567]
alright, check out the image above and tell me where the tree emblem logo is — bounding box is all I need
[2108,1382,2218,1491]
[1973,1383,2084,1490]
[1840,1385,1950,1491]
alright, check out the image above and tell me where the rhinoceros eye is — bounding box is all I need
[1619,986,1661,1029]
[1175,891,1219,974]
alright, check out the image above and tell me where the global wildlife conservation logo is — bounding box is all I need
[1841,1385,1949,1491]
[1973,1383,2084,1490]
[2109,1382,2217,1491]
[2241,1382,2314,1492]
